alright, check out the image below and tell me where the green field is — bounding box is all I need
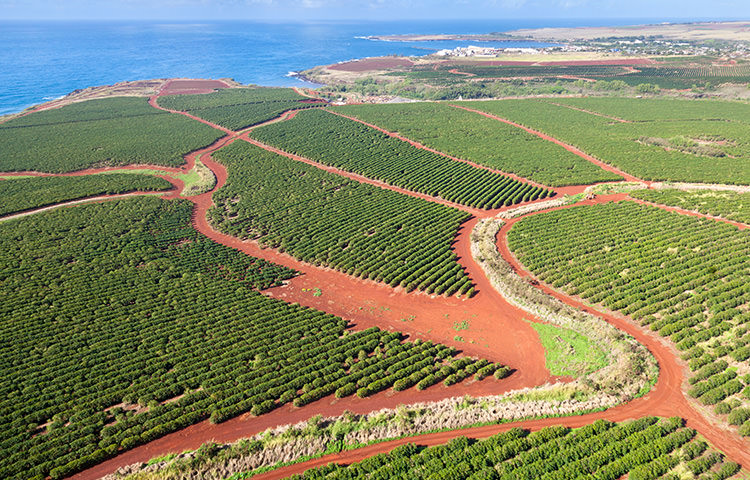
[211,141,475,296]
[630,188,750,225]
[530,322,609,377]
[157,87,321,130]
[508,201,750,431]
[461,98,750,185]
[285,418,740,480]
[334,102,620,187]
[0,173,173,217]
[0,97,223,173]
[250,109,551,208]
[396,63,750,90]
[0,197,502,480]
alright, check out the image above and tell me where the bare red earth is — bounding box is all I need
[328,57,414,72]
[450,104,643,184]
[158,79,230,96]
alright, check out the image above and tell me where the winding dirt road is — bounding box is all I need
[41,83,747,478]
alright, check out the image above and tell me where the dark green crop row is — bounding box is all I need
[0,97,223,173]
[0,173,173,216]
[507,201,750,431]
[0,197,506,480]
[250,109,552,208]
[157,87,323,130]
[211,141,476,296]
[287,417,741,480]
[333,102,620,187]
[461,98,750,185]
[630,188,750,225]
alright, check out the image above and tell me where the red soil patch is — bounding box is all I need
[450,104,643,184]
[329,57,414,72]
[158,79,230,96]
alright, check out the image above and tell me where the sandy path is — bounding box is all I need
[326,109,551,191]
[449,104,642,183]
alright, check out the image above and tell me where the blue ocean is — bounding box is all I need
[1,19,668,115]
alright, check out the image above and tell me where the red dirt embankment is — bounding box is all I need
[450,104,642,184]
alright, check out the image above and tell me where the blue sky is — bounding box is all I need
[1,0,747,21]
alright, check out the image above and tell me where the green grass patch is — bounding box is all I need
[530,322,609,377]
[177,159,217,197]
[452,320,470,331]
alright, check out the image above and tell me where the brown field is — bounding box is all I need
[328,57,414,72]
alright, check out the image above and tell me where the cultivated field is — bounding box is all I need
[0,77,748,480]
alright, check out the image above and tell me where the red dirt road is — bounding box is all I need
[250,196,750,480]
[449,104,643,184]
[495,196,750,466]
[68,93,561,480]
[66,93,747,479]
